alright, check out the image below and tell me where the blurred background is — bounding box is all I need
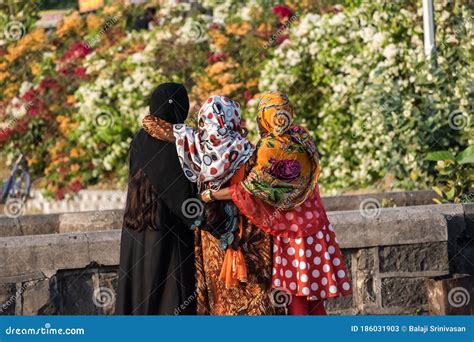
[0,0,472,211]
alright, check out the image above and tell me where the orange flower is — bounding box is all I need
[30,63,40,76]
[70,148,79,158]
[70,163,80,172]
[209,30,229,50]
[67,95,75,105]
[225,22,251,36]
[5,28,47,63]
[86,14,102,31]
[246,79,258,88]
[56,11,84,39]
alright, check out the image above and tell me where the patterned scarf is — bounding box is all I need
[142,95,254,191]
[241,91,320,210]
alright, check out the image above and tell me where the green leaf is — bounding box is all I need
[426,151,455,161]
[446,187,456,200]
[432,186,444,197]
[457,146,474,164]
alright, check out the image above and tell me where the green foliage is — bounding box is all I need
[259,0,473,193]
[426,145,474,203]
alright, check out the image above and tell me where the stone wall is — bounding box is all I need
[0,202,473,315]
[22,189,440,214]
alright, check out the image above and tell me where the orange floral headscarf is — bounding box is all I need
[257,91,295,136]
[241,91,320,210]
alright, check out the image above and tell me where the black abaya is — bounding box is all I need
[116,83,197,315]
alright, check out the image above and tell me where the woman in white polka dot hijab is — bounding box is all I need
[204,92,352,315]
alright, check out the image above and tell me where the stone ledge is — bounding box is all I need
[0,230,120,283]
[0,203,470,248]
[0,203,470,284]
[322,190,440,212]
[0,210,123,238]
[333,203,464,248]
[24,189,440,215]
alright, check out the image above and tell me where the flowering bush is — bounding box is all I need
[258,0,473,192]
[0,0,472,198]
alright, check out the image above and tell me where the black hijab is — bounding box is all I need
[124,82,197,229]
[149,82,189,124]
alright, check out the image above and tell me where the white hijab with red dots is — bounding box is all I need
[173,95,254,191]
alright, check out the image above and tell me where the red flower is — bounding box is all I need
[28,100,45,117]
[21,90,36,102]
[0,128,13,144]
[272,5,292,20]
[63,42,91,61]
[69,180,82,193]
[207,52,226,63]
[15,120,28,134]
[276,34,288,45]
[244,90,253,102]
[209,23,219,31]
[55,188,66,200]
[74,66,87,79]
[39,77,59,91]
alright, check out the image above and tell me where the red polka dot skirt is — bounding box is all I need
[272,224,352,300]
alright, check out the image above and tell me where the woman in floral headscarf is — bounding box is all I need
[206,91,352,315]
[142,95,281,315]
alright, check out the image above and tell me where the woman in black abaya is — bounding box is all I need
[116,83,199,315]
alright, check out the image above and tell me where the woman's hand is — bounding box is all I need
[200,189,214,203]
[200,187,232,202]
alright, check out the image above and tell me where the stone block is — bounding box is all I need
[19,278,55,315]
[0,283,16,315]
[325,293,353,311]
[379,242,449,273]
[0,233,90,279]
[330,204,461,249]
[56,270,99,315]
[356,248,374,271]
[94,269,118,315]
[381,277,427,308]
[86,231,121,266]
[463,203,474,238]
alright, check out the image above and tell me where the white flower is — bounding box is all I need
[328,12,344,26]
[382,43,398,60]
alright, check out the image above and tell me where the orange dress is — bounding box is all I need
[194,164,283,315]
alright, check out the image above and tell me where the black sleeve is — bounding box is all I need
[136,130,202,228]
[158,165,199,228]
